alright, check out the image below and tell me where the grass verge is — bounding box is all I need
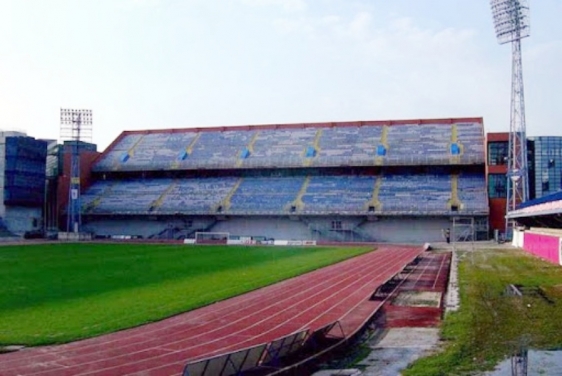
[0,243,372,346]
[403,247,562,376]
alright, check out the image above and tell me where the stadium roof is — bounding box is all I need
[112,116,483,137]
[507,191,562,228]
[100,116,483,155]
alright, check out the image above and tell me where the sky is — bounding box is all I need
[0,0,560,151]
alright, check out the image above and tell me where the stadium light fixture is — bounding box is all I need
[490,0,530,239]
[491,0,530,45]
[60,108,93,235]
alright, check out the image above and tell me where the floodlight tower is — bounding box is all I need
[60,109,93,234]
[490,0,530,237]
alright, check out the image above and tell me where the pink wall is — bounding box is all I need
[523,232,561,265]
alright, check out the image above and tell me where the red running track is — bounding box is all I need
[0,245,422,376]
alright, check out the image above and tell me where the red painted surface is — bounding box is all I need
[486,132,509,233]
[0,245,423,376]
[486,132,510,142]
[384,306,442,328]
[523,232,561,265]
[383,252,451,328]
[489,198,507,232]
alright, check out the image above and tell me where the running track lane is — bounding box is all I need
[0,245,422,376]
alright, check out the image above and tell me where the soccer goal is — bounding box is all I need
[194,232,230,244]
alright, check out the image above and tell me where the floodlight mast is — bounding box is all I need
[60,109,93,234]
[490,0,530,238]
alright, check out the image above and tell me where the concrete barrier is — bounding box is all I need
[523,231,561,265]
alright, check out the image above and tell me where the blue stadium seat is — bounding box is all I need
[301,176,375,213]
[229,177,304,213]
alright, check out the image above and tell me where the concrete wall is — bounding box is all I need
[210,217,312,240]
[4,206,42,234]
[360,217,451,243]
[83,215,458,243]
[83,217,216,239]
[512,228,524,248]
[209,216,452,243]
[522,231,561,265]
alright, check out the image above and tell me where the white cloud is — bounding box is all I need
[347,12,372,40]
[262,9,507,130]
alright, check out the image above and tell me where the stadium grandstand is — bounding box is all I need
[79,117,489,243]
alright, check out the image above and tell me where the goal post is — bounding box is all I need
[194,232,229,244]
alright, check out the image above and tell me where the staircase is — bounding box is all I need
[303,129,323,167]
[449,124,464,164]
[184,219,218,240]
[236,131,260,167]
[349,225,376,242]
[365,174,383,212]
[84,183,114,213]
[375,125,389,165]
[287,176,310,212]
[448,174,463,211]
[149,218,219,240]
[215,178,243,212]
[149,181,177,212]
[172,133,201,169]
[308,223,347,242]
[114,135,145,170]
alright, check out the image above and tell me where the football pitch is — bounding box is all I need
[0,243,372,347]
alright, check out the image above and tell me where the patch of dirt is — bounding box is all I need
[392,291,442,308]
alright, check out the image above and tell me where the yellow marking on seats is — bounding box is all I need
[85,183,115,212]
[172,133,202,169]
[216,178,243,212]
[237,131,260,167]
[448,174,463,210]
[365,174,383,211]
[149,181,177,211]
[287,176,311,212]
[375,125,389,166]
[303,129,323,167]
[112,135,145,170]
[450,124,464,164]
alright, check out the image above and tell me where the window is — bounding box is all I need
[331,220,342,230]
[488,142,508,166]
[542,171,549,193]
[488,174,507,198]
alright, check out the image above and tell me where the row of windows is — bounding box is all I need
[488,140,562,167]
[488,174,507,199]
[488,142,508,166]
[489,172,562,198]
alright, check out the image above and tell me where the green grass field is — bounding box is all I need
[0,243,372,347]
[404,247,562,376]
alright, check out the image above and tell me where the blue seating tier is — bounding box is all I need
[229,177,305,213]
[378,174,451,213]
[385,125,451,164]
[93,121,485,172]
[82,173,488,216]
[159,178,238,213]
[458,173,488,212]
[301,176,375,213]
